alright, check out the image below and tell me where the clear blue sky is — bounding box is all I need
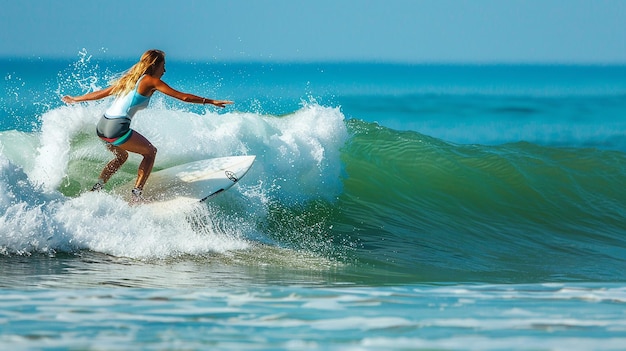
[1,0,625,63]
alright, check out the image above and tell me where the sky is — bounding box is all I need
[1,0,625,64]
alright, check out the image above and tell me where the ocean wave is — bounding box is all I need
[1,102,625,283]
[338,120,626,282]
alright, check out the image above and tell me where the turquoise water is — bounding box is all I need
[1,55,626,349]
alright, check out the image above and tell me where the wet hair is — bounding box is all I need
[110,49,165,96]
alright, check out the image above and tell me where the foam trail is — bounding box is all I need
[52,193,251,258]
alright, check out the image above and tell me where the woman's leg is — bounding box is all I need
[99,144,129,184]
[117,130,157,190]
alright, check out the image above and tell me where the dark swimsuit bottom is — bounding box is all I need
[96,115,133,146]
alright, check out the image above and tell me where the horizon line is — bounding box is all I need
[1,54,625,66]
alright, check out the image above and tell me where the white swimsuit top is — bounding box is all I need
[104,76,151,119]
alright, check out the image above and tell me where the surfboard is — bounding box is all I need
[116,155,255,207]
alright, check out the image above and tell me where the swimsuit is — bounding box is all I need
[96,116,133,146]
[96,76,151,146]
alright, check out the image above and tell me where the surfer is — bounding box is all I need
[62,49,233,202]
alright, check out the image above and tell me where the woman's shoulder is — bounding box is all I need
[137,75,161,95]
[139,74,159,84]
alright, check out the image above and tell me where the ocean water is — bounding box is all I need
[1,53,626,349]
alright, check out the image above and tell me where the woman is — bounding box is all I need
[62,49,233,202]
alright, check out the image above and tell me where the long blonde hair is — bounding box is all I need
[110,49,165,96]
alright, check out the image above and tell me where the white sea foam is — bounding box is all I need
[29,104,104,191]
[0,102,349,258]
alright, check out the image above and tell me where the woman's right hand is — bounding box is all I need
[62,95,77,104]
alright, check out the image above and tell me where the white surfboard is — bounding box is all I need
[117,155,255,207]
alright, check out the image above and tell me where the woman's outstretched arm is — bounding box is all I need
[62,86,115,104]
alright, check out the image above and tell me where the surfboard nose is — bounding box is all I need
[226,155,256,182]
